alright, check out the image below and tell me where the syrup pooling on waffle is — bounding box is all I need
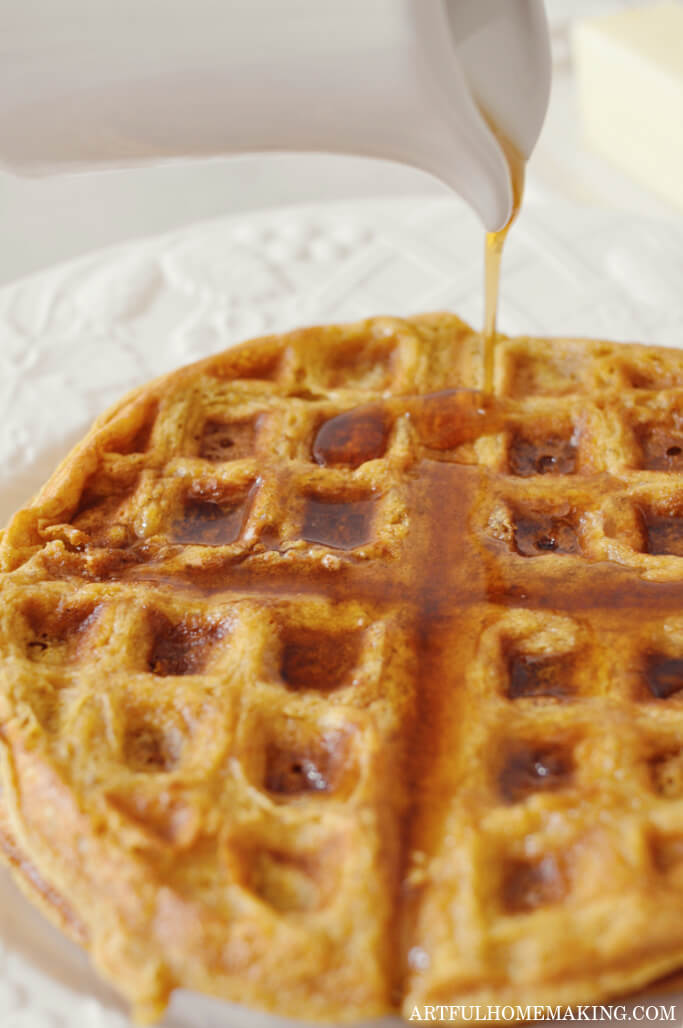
[3,315,683,1022]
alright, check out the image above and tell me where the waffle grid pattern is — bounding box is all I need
[2,314,683,1022]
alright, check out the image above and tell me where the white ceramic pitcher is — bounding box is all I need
[0,0,551,231]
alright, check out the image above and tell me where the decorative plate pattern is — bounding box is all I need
[2,196,683,1027]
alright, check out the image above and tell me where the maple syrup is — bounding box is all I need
[646,655,683,700]
[507,653,574,700]
[508,434,577,477]
[498,743,572,803]
[301,495,376,550]
[411,389,497,451]
[279,627,361,692]
[170,495,251,546]
[148,614,226,676]
[513,512,580,557]
[312,406,389,468]
[482,131,526,393]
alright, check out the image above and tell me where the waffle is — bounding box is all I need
[2,313,683,1023]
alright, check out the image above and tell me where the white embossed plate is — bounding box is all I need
[2,196,683,1028]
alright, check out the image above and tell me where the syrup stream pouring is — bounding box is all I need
[483,132,527,393]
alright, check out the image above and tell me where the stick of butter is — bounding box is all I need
[573,2,683,212]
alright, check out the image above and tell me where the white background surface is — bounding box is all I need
[1,0,682,287]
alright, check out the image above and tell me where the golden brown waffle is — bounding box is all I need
[2,313,683,1023]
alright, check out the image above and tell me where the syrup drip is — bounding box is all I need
[301,496,376,551]
[313,406,389,468]
[170,497,249,546]
[411,389,499,451]
[482,130,526,394]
